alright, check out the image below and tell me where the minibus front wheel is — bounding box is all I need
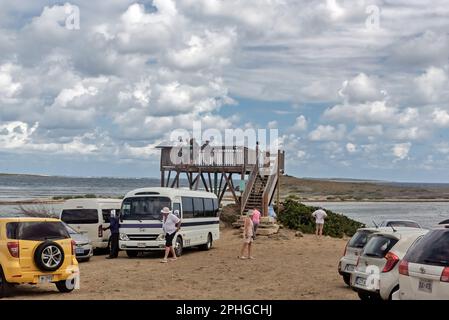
[126,250,139,258]
[175,236,183,257]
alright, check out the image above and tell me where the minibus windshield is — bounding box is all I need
[121,197,171,220]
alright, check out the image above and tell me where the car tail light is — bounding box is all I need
[71,240,76,256]
[98,225,103,237]
[7,241,20,258]
[383,252,400,273]
[398,259,409,276]
[441,267,449,282]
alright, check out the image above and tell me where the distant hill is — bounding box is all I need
[280,176,449,201]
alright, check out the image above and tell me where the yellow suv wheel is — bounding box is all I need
[0,267,11,298]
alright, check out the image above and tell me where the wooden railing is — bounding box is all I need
[240,166,259,214]
[160,145,268,169]
[262,155,279,216]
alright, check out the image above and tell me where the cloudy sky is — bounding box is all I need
[1,0,449,182]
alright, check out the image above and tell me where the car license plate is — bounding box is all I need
[345,264,355,272]
[137,242,146,248]
[76,247,84,254]
[355,276,366,287]
[418,279,432,293]
[38,275,53,283]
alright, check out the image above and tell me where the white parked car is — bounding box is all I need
[351,227,428,300]
[395,224,449,300]
[339,227,386,286]
[64,222,93,262]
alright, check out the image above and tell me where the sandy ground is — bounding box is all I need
[6,228,357,300]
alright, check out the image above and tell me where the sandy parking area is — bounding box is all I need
[6,228,357,300]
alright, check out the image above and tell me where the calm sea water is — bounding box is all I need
[0,175,161,201]
[304,202,449,229]
[0,175,160,217]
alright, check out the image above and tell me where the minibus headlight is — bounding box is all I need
[156,234,165,241]
[119,233,129,241]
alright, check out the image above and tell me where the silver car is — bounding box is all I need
[64,222,93,262]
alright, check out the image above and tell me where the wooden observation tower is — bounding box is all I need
[157,141,285,216]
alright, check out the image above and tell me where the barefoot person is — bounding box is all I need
[161,207,181,263]
[312,207,327,237]
[239,211,254,259]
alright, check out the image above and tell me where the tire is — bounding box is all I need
[55,279,75,293]
[0,267,11,298]
[174,237,183,257]
[34,241,65,272]
[126,250,139,258]
[357,291,381,301]
[343,274,351,286]
[200,233,213,251]
[389,286,399,300]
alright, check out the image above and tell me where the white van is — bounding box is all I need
[119,187,220,258]
[59,198,122,250]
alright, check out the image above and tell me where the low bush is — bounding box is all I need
[277,198,365,238]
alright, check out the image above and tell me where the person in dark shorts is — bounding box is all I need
[161,207,181,263]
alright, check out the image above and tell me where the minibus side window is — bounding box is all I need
[102,210,111,223]
[204,198,214,217]
[182,197,194,218]
[193,198,204,217]
[213,198,219,217]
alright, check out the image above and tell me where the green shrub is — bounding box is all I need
[277,199,365,238]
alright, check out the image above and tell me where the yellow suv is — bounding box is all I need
[0,217,79,298]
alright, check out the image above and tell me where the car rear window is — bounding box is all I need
[404,229,449,267]
[61,209,99,224]
[363,235,398,258]
[388,221,420,228]
[348,230,373,248]
[7,221,70,241]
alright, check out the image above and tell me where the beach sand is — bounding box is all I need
[5,228,357,300]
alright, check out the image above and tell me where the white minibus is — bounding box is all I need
[119,187,220,258]
[59,198,122,250]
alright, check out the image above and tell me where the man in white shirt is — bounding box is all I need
[312,208,327,237]
[161,207,181,263]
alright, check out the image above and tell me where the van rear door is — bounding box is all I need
[60,208,100,242]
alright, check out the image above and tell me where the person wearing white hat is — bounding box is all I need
[161,207,181,263]
[238,211,255,260]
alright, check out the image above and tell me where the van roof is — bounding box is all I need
[63,198,122,204]
[124,187,217,199]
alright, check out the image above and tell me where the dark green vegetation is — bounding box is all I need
[277,198,365,238]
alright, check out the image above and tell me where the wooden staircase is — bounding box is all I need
[240,151,284,216]
[244,174,268,212]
